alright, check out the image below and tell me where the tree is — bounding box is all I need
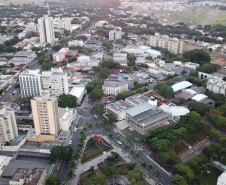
[14,84,20,89]
[154,169,161,181]
[83,172,107,185]
[127,167,144,185]
[209,129,220,137]
[172,174,187,185]
[108,133,113,140]
[50,146,73,162]
[92,66,101,73]
[182,49,211,64]
[66,169,75,180]
[135,152,140,160]
[188,102,206,116]
[141,161,147,169]
[68,57,77,63]
[46,174,60,185]
[99,68,111,78]
[133,66,139,71]
[116,91,135,100]
[58,94,77,108]
[205,104,214,113]
[85,82,95,92]
[70,160,78,170]
[92,104,104,115]
[189,70,198,77]
[182,69,187,76]
[128,54,136,62]
[88,166,95,175]
[89,89,103,100]
[148,164,154,172]
[9,63,15,68]
[198,163,212,176]
[130,149,134,156]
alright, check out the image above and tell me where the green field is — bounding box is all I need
[195,168,221,185]
[210,11,226,26]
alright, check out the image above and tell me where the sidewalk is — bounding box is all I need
[69,135,155,185]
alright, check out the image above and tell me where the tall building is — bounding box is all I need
[19,69,43,98]
[31,91,60,137]
[38,15,55,43]
[109,30,122,41]
[59,18,71,31]
[41,67,68,96]
[150,33,183,54]
[0,104,18,144]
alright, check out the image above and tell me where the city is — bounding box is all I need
[0,0,225,185]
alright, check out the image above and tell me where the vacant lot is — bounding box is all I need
[210,11,226,26]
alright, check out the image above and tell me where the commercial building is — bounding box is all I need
[38,15,55,43]
[0,105,18,145]
[19,69,42,97]
[109,30,122,41]
[106,100,134,121]
[59,48,69,55]
[150,33,183,54]
[13,51,37,60]
[59,18,71,31]
[9,168,46,185]
[121,47,144,57]
[8,57,32,66]
[184,62,200,70]
[113,53,127,62]
[217,171,226,185]
[191,94,215,105]
[52,52,65,63]
[58,107,77,131]
[171,81,193,93]
[68,40,83,46]
[0,156,11,175]
[65,50,78,58]
[31,91,60,137]
[102,80,129,96]
[126,103,171,134]
[125,94,149,106]
[69,87,87,105]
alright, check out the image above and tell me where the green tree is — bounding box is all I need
[83,172,107,185]
[127,167,144,185]
[183,49,211,64]
[133,66,140,71]
[68,57,77,63]
[189,70,198,77]
[66,169,75,180]
[127,162,137,170]
[205,104,214,113]
[50,146,73,162]
[46,174,60,185]
[92,104,104,115]
[92,66,101,73]
[154,169,161,181]
[188,102,206,116]
[85,82,95,92]
[89,89,103,100]
[58,94,77,108]
[172,174,187,185]
[141,161,147,169]
[99,68,111,78]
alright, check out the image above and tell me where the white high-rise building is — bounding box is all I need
[0,104,18,145]
[31,91,60,137]
[42,66,68,96]
[109,30,122,41]
[59,18,71,31]
[19,69,43,98]
[38,15,55,43]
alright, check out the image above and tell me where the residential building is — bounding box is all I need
[69,87,87,105]
[106,100,134,121]
[31,91,60,137]
[0,155,12,175]
[19,69,42,97]
[95,21,107,27]
[42,67,69,96]
[58,107,77,131]
[68,40,83,46]
[52,53,65,63]
[8,57,32,66]
[109,30,122,41]
[102,80,129,96]
[59,18,71,31]
[126,103,171,134]
[0,105,18,145]
[9,168,46,185]
[59,48,69,55]
[184,62,200,70]
[150,33,183,54]
[0,75,14,89]
[113,53,127,62]
[25,22,38,32]
[38,15,55,43]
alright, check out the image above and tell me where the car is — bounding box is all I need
[29,114,33,117]
[2,93,5,96]
[117,141,122,145]
[9,85,12,88]
[94,115,98,118]
[107,101,111,104]
[74,128,77,132]
[17,106,20,110]
[69,140,72,145]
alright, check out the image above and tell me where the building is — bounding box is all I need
[125,94,149,106]
[0,75,14,89]
[109,30,122,41]
[102,80,129,96]
[14,51,37,60]
[171,81,193,93]
[121,47,144,57]
[0,155,11,175]
[52,53,65,63]
[69,87,87,105]
[191,94,215,105]
[106,100,134,121]
[150,33,183,54]
[25,22,38,32]
[38,15,55,43]
[68,40,83,46]
[58,107,77,131]
[126,103,171,134]
[42,67,69,96]
[113,53,127,62]
[59,18,71,31]
[8,57,32,66]
[19,69,42,97]
[0,105,18,145]
[184,62,200,70]
[9,168,46,185]
[59,48,69,55]
[31,91,60,137]
[207,78,226,96]
[217,171,226,185]
[65,50,78,58]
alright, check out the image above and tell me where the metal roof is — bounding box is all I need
[171,81,193,92]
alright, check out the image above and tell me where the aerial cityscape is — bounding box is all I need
[0,0,226,184]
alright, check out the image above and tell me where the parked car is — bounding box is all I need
[74,128,77,132]
[94,115,98,118]
[117,141,122,145]
[69,140,72,145]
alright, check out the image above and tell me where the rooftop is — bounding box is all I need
[40,141,61,150]
[107,100,134,113]
[171,81,193,92]
[127,103,155,117]
[69,87,85,97]
[13,51,36,57]
[103,80,128,87]
[67,50,78,55]
[125,94,149,106]
[192,94,208,101]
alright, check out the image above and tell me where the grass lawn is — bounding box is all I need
[171,142,188,154]
[195,168,221,185]
[210,55,218,60]
[121,127,143,144]
[184,132,211,147]
[210,10,226,26]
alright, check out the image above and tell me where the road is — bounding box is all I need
[202,9,220,26]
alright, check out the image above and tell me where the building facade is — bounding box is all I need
[59,18,71,31]
[102,80,129,96]
[150,33,183,54]
[58,107,77,131]
[31,91,60,137]
[38,15,55,43]
[19,69,42,97]
[0,105,18,145]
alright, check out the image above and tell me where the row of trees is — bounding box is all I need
[210,104,226,128]
[186,76,206,87]
[85,80,104,101]
[154,81,174,98]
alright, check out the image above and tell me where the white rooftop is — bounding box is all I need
[160,104,190,117]
[127,103,155,117]
[192,94,208,102]
[69,87,85,98]
[171,81,193,92]
[185,89,197,95]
